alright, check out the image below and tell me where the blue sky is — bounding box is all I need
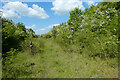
[0,1,100,35]
[12,2,70,34]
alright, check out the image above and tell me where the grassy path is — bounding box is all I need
[3,38,118,78]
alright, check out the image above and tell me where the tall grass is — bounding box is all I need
[2,38,118,78]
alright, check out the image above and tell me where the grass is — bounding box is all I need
[2,38,118,78]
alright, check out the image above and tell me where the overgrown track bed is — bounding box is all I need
[2,38,118,78]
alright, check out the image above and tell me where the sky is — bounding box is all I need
[0,0,100,35]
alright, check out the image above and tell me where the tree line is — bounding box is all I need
[41,2,119,58]
[2,18,38,64]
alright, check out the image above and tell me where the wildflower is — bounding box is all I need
[106,15,110,18]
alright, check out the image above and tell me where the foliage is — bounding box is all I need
[44,2,119,58]
[2,38,118,78]
[2,18,37,64]
[2,2,119,78]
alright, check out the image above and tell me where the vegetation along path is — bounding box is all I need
[2,2,119,78]
[3,38,118,78]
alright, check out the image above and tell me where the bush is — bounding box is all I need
[3,48,18,65]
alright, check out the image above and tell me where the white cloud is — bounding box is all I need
[95,3,98,6]
[87,1,95,6]
[39,28,46,31]
[1,9,21,19]
[1,1,49,19]
[51,0,85,15]
[48,24,60,28]
[36,28,47,32]
[26,24,36,29]
[35,23,59,34]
